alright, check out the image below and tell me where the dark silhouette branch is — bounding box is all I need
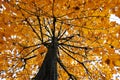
[57,21,63,38]
[17,5,46,42]
[58,35,74,41]
[43,18,52,37]
[18,43,41,57]
[43,33,51,38]
[57,20,107,30]
[20,55,37,69]
[18,43,41,48]
[18,7,42,42]
[60,43,92,50]
[37,16,44,43]
[60,46,85,58]
[25,18,42,42]
[24,55,37,61]
[52,0,55,17]
[57,57,77,80]
[16,4,35,15]
[58,34,80,44]
[24,46,40,57]
[60,46,92,79]
[60,46,84,65]
[58,28,71,40]
[16,3,52,17]
[52,16,56,37]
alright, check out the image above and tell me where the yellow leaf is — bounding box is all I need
[113,59,120,67]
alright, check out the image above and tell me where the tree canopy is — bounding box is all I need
[0,0,120,80]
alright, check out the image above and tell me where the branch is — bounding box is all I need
[58,34,80,44]
[16,4,35,15]
[18,47,40,69]
[43,33,51,38]
[60,43,92,50]
[60,46,85,58]
[25,18,42,42]
[58,35,74,41]
[58,27,71,40]
[52,16,56,37]
[57,57,77,80]
[37,16,43,43]
[18,5,42,42]
[60,46,83,65]
[18,43,41,55]
[60,46,92,79]
[18,43,41,48]
[52,0,55,17]
[19,55,37,69]
[57,21,63,38]
[57,20,106,30]
[24,46,40,57]
[43,18,52,36]
[24,55,37,61]
[16,3,51,17]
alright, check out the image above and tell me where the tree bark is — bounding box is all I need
[34,39,58,80]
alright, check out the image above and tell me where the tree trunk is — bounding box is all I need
[34,40,58,80]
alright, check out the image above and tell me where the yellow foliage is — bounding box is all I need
[103,54,120,68]
[114,60,120,67]
[0,0,120,80]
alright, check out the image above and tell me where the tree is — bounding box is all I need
[0,0,120,80]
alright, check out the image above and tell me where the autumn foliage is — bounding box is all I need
[0,0,120,80]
